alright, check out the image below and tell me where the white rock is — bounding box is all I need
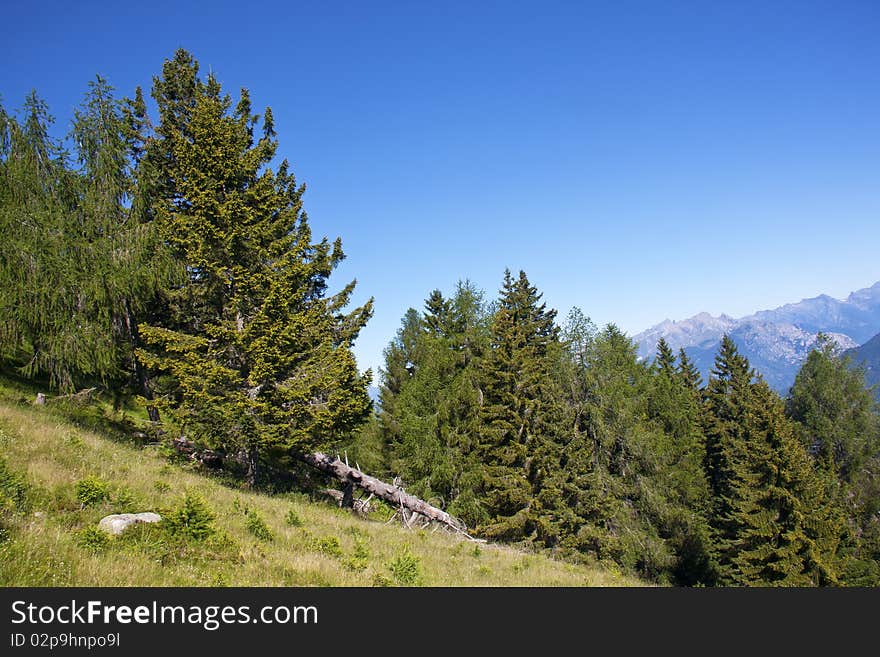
[98,512,162,535]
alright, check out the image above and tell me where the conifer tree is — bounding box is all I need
[474,270,563,541]
[423,289,451,336]
[703,337,843,585]
[654,337,677,377]
[787,334,879,482]
[137,52,373,485]
[727,382,843,585]
[787,335,880,584]
[0,82,169,395]
[677,348,703,392]
[646,338,715,584]
[374,282,489,522]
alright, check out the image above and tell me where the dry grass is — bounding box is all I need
[0,397,644,587]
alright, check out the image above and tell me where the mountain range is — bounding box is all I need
[633,281,880,393]
[845,332,880,395]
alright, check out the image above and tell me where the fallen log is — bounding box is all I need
[170,437,472,536]
[293,451,469,535]
[172,437,226,468]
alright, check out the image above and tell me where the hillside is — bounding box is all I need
[0,387,641,587]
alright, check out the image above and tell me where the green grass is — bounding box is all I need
[0,388,644,587]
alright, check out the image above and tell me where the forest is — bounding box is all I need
[1,50,878,587]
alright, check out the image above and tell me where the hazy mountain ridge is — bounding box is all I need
[633,281,880,393]
[845,332,880,395]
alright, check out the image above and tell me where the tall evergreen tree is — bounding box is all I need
[373,281,489,522]
[137,52,373,485]
[654,337,676,377]
[677,348,703,393]
[727,382,843,585]
[474,270,563,542]
[0,82,170,395]
[787,334,879,482]
[704,336,843,585]
[646,338,715,585]
[787,334,880,584]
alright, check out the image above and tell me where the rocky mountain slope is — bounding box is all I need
[633,281,880,393]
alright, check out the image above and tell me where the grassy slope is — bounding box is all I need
[0,389,643,587]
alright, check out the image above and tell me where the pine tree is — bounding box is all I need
[787,334,880,584]
[787,334,879,482]
[474,270,563,542]
[377,307,424,455]
[654,338,677,377]
[137,52,373,485]
[677,348,703,393]
[646,338,715,585]
[728,382,843,585]
[703,337,843,585]
[0,82,169,395]
[423,289,451,336]
[703,336,752,509]
[373,281,489,523]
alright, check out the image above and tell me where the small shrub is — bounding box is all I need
[245,510,274,542]
[512,557,532,574]
[317,535,343,558]
[0,457,28,513]
[284,509,303,527]
[205,531,239,557]
[77,526,111,553]
[112,487,138,512]
[388,549,422,586]
[165,492,215,541]
[372,573,393,587]
[75,476,110,508]
[345,540,370,571]
[153,481,171,493]
[471,544,482,558]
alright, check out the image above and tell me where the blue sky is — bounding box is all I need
[3,1,879,380]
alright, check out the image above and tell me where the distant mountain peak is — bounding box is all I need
[632,280,880,392]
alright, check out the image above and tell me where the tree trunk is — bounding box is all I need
[123,298,160,424]
[292,451,467,533]
[245,446,260,487]
[341,480,355,508]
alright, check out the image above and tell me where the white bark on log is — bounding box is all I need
[294,451,467,533]
[170,437,471,535]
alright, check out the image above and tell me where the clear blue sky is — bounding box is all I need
[3,1,879,380]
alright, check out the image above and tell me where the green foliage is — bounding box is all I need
[786,334,880,585]
[345,540,370,571]
[787,334,879,482]
[137,49,373,485]
[164,492,215,541]
[388,548,422,586]
[245,509,274,542]
[0,80,173,395]
[284,508,303,527]
[0,456,29,543]
[0,457,28,514]
[704,339,844,585]
[317,535,343,558]
[473,270,563,542]
[77,526,111,553]
[75,476,110,508]
[365,280,489,518]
